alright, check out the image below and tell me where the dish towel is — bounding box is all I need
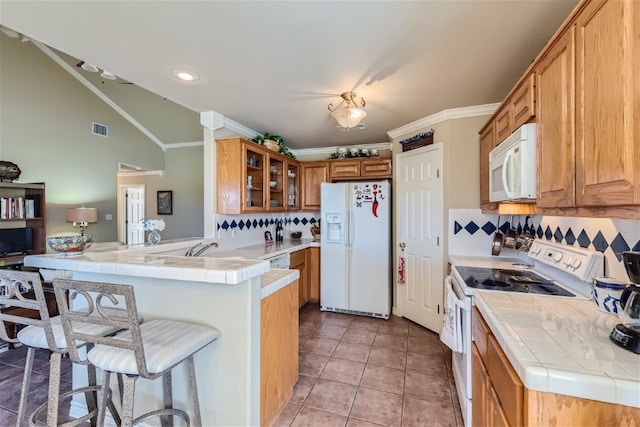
[440,282,462,353]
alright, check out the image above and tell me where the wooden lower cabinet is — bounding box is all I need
[472,307,640,426]
[261,279,299,426]
[290,249,308,308]
[308,247,320,302]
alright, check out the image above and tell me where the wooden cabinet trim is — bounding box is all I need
[487,335,524,427]
[260,280,299,426]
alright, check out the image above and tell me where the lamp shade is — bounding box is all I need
[66,207,98,223]
[331,106,367,129]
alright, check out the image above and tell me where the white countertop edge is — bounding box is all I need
[260,269,300,299]
[25,253,271,285]
[474,293,636,408]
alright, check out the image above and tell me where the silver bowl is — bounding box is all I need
[47,235,95,253]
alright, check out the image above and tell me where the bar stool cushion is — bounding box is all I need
[17,310,138,350]
[88,319,220,375]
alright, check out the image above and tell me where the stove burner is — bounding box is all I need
[474,279,511,288]
[454,266,575,297]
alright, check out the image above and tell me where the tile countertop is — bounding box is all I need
[474,291,640,408]
[27,238,314,296]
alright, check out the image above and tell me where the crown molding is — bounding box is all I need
[387,103,500,140]
[292,141,393,161]
[164,140,204,150]
[200,111,259,140]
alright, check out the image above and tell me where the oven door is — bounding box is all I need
[447,274,473,426]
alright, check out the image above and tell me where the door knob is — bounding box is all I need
[399,242,406,249]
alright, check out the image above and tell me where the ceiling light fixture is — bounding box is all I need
[100,70,117,80]
[328,91,367,131]
[80,62,99,73]
[171,68,200,82]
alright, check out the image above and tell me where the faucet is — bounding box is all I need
[192,242,218,257]
[185,242,203,257]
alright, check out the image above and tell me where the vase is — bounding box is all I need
[148,229,161,245]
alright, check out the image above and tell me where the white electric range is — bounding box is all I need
[446,240,604,426]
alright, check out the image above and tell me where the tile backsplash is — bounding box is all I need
[449,209,640,282]
[215,212,320,250]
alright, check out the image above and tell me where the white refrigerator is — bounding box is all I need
[320,181,390,319]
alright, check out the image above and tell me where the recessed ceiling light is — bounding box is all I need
[81,62,99,73]
[171,68,200,82]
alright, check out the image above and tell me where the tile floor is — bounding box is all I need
[0,345,76,426]
[0,305,463,427]
[274,304,463,427]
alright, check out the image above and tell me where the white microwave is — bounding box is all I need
[489,123,537,202]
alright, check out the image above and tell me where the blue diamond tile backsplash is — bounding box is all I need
[449,209,640,282]
[215,212,320,250]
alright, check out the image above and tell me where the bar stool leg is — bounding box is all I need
[44,351,62,427]
[16,347,35,427]
[121,375,137,427]
[161,372,172,427]
[187,355,203,427]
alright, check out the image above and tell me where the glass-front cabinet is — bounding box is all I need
[216,137,300,214]
[268,156,285,211]
[286,162,300,210]
[243,145,266,211]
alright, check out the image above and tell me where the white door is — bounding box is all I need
[396,144,443,332]
[126,186,145,244]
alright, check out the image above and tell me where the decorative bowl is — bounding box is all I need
[47,235,95,253]
[291,231,302,239]
[270,181,277,188]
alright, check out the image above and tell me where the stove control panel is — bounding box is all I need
[528,240,603,282]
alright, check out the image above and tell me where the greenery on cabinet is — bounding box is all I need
[251,133,296,159]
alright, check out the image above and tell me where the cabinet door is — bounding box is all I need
[472,344,490,427]
[536,27,576,208]
[286,161,300,210]
[487,334,524,427]
[494,107,512,144]
[291,249,308,308]
[244,145,267,211]
[479,123,497,210]
[361,158,392,178]
[267,156,286,211]
[301,162,328,211]
[308,247,320,302]
[575,0,640,206]
[511,73,536,129]
[330,160,360,180]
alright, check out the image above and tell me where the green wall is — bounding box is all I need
[0,31,203,243]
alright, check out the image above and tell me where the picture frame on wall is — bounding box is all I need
[157,190,173,215]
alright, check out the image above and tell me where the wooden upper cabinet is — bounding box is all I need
[494,107,512,144]
[216,137,300,214]
[575,0,640,206]
[536,26,576,208]
[479,122,497,210]
[330,160,360,179]
[300,161,328,211]
[329,157,392,181]
[510,73,536,130]
[361,158,392,178]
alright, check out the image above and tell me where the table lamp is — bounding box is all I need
[66,205,98,236]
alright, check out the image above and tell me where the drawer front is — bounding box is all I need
[330,161,360,179]
[361,158,392,177]
[487,334,524,427]
[290,249,306,267]
[472,307,490,360]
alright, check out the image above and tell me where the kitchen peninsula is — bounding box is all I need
[23,239,300,427]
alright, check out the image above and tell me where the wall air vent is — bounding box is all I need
[337,123,366,132]
[92,122,108,137]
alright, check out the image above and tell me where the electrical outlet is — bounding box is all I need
[105,214,113,220]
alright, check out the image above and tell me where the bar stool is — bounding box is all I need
[0,270,122,427]
[53,279,220,427]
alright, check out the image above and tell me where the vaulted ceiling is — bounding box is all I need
[0,1,579,149]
